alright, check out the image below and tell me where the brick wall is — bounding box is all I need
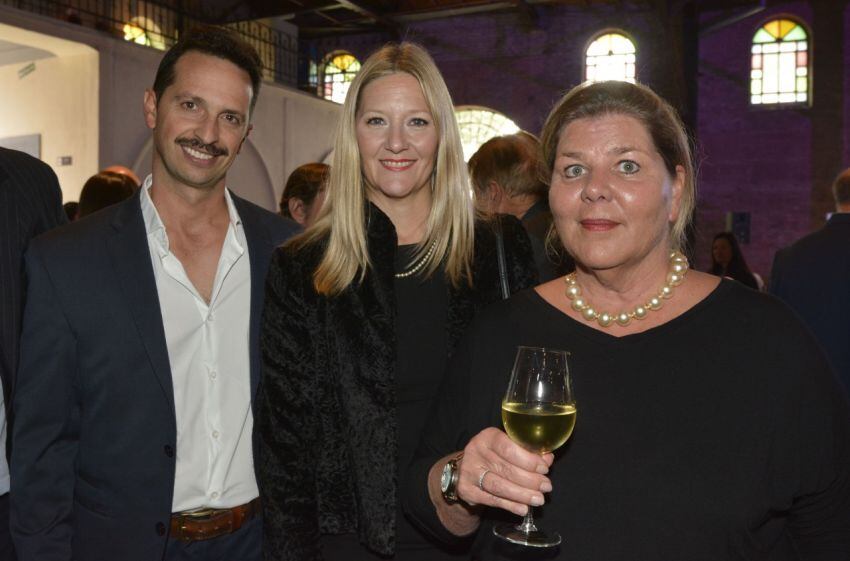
[304,0,848,282]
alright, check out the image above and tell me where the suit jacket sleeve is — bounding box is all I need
[11,242,80,561]
[768,248,787,298]
[256,247,322,561]
[501,214,539,292]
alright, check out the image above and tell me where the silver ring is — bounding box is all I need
[477,469,490,491]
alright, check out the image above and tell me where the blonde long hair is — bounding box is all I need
[292,42,474,296]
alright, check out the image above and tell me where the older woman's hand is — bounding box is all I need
[458,427,554,516]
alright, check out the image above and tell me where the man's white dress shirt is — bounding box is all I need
[140,176,258,512]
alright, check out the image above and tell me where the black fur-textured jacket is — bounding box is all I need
[256,204,537,560]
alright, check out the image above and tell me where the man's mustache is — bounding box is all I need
[175,137,228,157]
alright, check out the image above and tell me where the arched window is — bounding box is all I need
[122,16,166,50]
[750,18,809,105]
[454,106,520,162]
[320,51,361,104]
[585,31,636,84]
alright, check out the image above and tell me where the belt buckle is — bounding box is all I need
[181,508,219,519]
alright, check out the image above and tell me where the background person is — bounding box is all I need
[405,80,850,561]
[101,164,142,189]
[278,162,328,227]
[470,133,573,280]
[771,167,850,398]
[77,170,137,218]
[0,147,66,561]
[708,231,761,290]
[256,42,536,561]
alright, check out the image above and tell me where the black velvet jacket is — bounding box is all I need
[256,204,537,560]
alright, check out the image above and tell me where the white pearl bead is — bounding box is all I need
[634,306,647,319]
[566,285,581,299]
[616,313,631,326]
[598,313,613,327]
[660,285,673,299]
[649,297,663,310]
[571,298,586,312]
[582,307,596,321]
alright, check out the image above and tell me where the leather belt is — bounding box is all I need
[170,497,261,542]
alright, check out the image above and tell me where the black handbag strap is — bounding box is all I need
[495,216,510,300]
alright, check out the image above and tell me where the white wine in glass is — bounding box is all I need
[494,346,576,548]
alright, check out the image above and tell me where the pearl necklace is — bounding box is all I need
[564,251,689,328]
[395,241,437,279]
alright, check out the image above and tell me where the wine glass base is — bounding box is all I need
[493,523,562,548]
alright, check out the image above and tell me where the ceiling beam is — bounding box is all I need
[333,0,403,34]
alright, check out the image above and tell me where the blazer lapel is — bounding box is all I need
[106,192,175,414]
[232,195,273,402]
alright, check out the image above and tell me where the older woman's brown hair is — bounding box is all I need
[540,80,696,252]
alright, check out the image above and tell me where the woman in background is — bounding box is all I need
[278,162,329,228]
[709,231,761,289]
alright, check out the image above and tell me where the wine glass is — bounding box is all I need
[494,346,576,548]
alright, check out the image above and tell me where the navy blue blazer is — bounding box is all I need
[10,188,299,561]
[0,148,65,414]
[770,213,850,397]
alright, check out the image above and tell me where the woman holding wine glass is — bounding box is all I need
[404,80,850,560]
[255,42,537,561]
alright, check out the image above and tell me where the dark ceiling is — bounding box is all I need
[192,0,768,38]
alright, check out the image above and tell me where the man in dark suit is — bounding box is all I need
[10,26,299,561]
[770,168,850,398]
[0,147,66,561]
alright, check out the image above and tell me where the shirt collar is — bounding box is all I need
[139,174,243,253]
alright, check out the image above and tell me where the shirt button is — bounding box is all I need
[206,313,214,323]
[155,522,166,536]
[209,371,217,380]
[212,430,220,439]
[211,491,219,499]
[164,445,174,458]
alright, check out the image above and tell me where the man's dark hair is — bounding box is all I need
[152,25,262,113]
[832,168,850,207]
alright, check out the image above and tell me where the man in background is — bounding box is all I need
[0,147,66,560]
[470,132,573,280]
[771,168,850,398]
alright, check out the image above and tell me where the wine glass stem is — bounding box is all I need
[518,509,539,534]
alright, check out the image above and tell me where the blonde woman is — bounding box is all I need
[255,43,537,560]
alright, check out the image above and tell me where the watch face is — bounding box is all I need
[440,463,452,493]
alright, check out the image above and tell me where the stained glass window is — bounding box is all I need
[321,52,361,104]
[454,106,520,162]
[585,32,636,84]
[122,17,166,50]
[750,19,809,105]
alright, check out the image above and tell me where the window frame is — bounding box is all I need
[583,29,638,85]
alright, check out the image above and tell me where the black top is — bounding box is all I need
[393,247,450,550]
[256,205,538,560]
[405,280,850,561]
[319,250,463,560]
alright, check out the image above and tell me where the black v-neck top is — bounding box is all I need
[405,280,850,561]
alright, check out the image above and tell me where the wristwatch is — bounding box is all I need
[440,453,463,502]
